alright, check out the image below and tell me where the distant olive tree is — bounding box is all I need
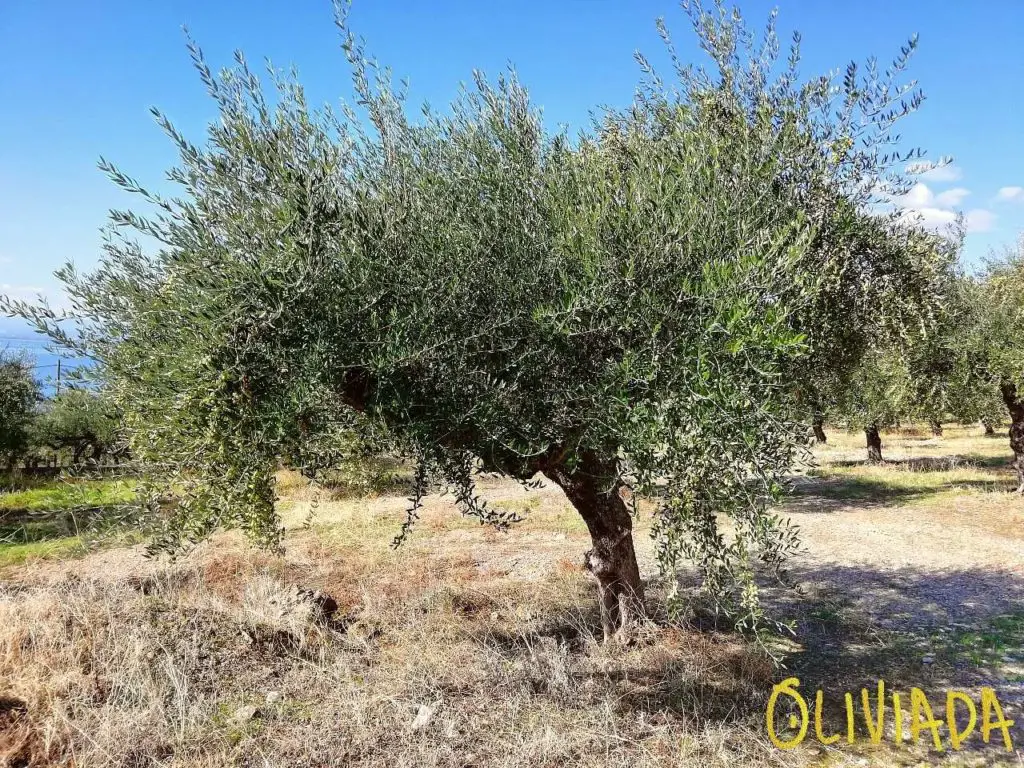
[0,349,40,470]
[3,1,948,639]
[904,268,1004,436]
[31,388,122,465]
[813,215,960,459]
[973,239,1024,492]
[831,344,917,462]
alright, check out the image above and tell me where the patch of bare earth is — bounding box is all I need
[768,426,1024,766]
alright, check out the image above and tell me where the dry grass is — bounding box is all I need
[0,423,1022,767]
[0,535,785,767]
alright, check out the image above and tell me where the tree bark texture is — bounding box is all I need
[544,452,644,642]
[865,424,883,463]
[1001,382,1024,493]
[930,420,943,437]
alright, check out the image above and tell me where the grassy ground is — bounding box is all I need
[0,426,1021,766]
[0,476,137,568]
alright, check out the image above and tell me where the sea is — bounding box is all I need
[0,334,88,395]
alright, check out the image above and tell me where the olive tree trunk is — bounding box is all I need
[865,424,883,463]
[1001,382,1024,493]
[930,419,943,437]
[982,418,996,436]
[545,452,644,643]
[812,413,827,444]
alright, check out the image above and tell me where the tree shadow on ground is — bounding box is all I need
[761,563,1024,757]
[786,471,1012,514]
[0,505,129,546]
[468,563,1024,760]
[475,603,772,728]
[787,475,927,511]
[826,455,1012,472]
[962,453,1017,470]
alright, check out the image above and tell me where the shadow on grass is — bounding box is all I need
[963,453,1017,470]
[787,475,929,510]
[0,505,130,546]
[787,469,1014,514]
[465,563,1024,758]
[765,563,1024,755]
[826,454,1013,472]
[0,475,139,549]
[476,604,770,727]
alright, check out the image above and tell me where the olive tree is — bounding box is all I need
[4,2,946,638]
[789,186,956,447]
[826,229,962,463]
[31,388,122,465]
[831,343,918,462]
[0,349,40,470]
[974,239,1024,491]
[923,244,1024,490]
[905,267,1004,436]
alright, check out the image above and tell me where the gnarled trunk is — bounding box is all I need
[545,452,644,642]
[982,418,996,436]
[865,424,883,463]
[1000,382,1024,493]
[812,413,827,444]
[930,419,943,437]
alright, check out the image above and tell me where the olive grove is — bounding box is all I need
[30,389,122,465]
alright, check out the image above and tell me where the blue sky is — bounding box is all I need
[2,0,1023,335]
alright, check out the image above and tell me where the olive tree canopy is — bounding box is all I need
[31,388,122,465]
[0,350,40,469]
[3,1,949,639]
[975,239,1024,492]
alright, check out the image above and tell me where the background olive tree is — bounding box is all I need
[0,349,40,471]
[3,1,949,639]
[829,342,916,462]
[30,388,122,465]
[792,208,955,448]
[973,238,1024,491]
[905,267,1004,435]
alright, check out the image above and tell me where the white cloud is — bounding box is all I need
[934,187,970,208]
[906,162,963,183]
[895,182,971,211]
[900,206,994,234]
[996,186,1024,203]
[902,182,934,207]
[965,208,996,233]
[900,206,957,231]
[892,176,993,234]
